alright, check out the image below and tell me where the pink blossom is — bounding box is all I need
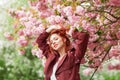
[62,6,73,16]
[108,63,120,70]
[24,21,35,28]
[23,28,32,36]
[68,15,80,26]
[46,15,64,24]
[24,30,32,36]
[111,22,119,28]
[107,40,117,45]
[17,36,28,46]
[31,49,37,55]
[116,64,120,70]
[106,14,116,22]
[4,32,14,40]
[32,27,39,35]
[28,17,37,23]
[116,31,120,39]
[93,0,101,6]
[28,1,38,6]
[31,41,37,46]
[85,25,96,34]
[19,17,28,24]
[32,25,45,36]
[35,20,42,26]
[18,50,25,55]
[85,12,98,18]
[109,47,120,57]
[108,63,115,70]
[89,58,102,68]
[108,0,120,6]
[87,51,96,60]
[15,10,26,18]
[96,15,103,26]
[36,1,48,11]
[39,9,53,18]
[18,29,24,36]
[82,68,93,76]
[93,59,101,67]
[88,43,99,51]
[106,32,112,40]
[47,0,56,6]
[26,11,32,17]
[46,15,56,24]
[89,34,99,42]
[75,6,85,16]
[53,4,62,13]
[47,0,53,6]
[82,20,87,27]
[54,16,64,24]
[31,49,43,58]
[82,21,96,33]
[104,19,109,24]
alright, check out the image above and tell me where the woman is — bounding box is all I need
[36,25,89,80]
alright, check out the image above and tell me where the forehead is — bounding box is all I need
[50,33,61,39]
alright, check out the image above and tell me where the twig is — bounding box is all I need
[89,45,112,80]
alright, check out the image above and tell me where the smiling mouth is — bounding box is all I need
[53,44,58,48]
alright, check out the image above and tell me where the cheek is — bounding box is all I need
[50,44,54,48]
[59,40,64,46]
[58,39,63,43]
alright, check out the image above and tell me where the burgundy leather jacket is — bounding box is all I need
[36,30,89,80]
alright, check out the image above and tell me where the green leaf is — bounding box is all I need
[77,26,83,32]
[54,9,61,15]
[0,59,5,67]
[96,30,103,35]
[100,0,109,3]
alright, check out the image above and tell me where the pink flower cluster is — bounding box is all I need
[82,68,93,76]
[108,0,120,6]
[17,36,28,46]
[109,45,120,58]
[31,49,43,58]
[4,32,14,40]
[7,0,120,69]
[108,63,120,70]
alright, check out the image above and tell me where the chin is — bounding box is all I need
[53,48,59,51]
[53,46,60,51]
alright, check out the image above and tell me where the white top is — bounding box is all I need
[50,62,58,80]
[50,54,66,80]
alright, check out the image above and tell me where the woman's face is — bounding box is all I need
[49,33,65,51]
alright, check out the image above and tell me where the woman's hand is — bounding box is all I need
[46,25,61,33]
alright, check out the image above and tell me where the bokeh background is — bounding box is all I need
[0,0,120,80]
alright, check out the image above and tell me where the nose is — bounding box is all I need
[52,41,56,45]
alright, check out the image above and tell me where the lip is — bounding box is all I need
[53,44,58,48]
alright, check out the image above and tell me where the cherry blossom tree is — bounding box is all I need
[5,0,120,78]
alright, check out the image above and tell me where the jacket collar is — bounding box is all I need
[56,54,67,71]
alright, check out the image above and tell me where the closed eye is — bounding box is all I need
[54,37,58,40]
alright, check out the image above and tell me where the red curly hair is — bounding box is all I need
[47,28,71,53]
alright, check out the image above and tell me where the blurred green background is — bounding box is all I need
[0,0,120,80]
[0,0,44,80]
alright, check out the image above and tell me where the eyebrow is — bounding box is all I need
[50,36,59,42]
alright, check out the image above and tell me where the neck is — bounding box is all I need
[58,46,66,57]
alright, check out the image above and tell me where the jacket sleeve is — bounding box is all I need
[36,30,50,58]
[72,30,89,61]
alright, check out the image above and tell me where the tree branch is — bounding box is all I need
[89,45,112,80]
